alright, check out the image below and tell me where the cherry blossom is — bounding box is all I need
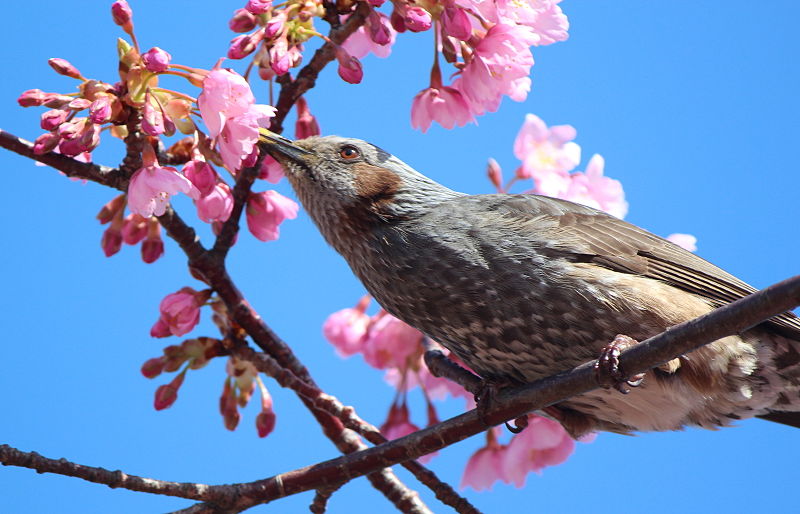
[411,85,475,132]
[245,190,299,241]
[127,149,199,218]
[502,415,575,486]
[560,154,628,219]
[322,297,371,357]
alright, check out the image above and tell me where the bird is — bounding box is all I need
[259,130,800,437]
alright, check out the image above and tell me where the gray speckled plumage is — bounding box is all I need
[262,133,800,435]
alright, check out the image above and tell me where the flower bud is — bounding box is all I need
[48,58,84,79]
[229,8,257,33]
[404,6,432,32]
[17,89,48,107]
[89,95,114,124]
[367,11,392,46]
[264,12,285,39]
[67,98,92,110]
[154,372,185,410]
[141,356,166,378]
[141,219,164,264]
[245,0,272,14]
[294,96,320,139]
[101,226,123,257]
[40,109,68,131]
[390,10,406,33]
[487,158,503,191]
[336,47,363,84]
[121,213,148,244]
[228,33,259,60]
[96,194,126,224]
[111,1,134,33]
[32,132,60,155]
[441,6,471,40]
[183,159,218,197]
[142,47,172,73]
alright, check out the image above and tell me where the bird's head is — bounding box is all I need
[258,130,460,248]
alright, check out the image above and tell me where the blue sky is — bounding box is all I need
[1,1,798,512]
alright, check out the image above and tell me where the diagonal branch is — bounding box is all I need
[182,274,800,506]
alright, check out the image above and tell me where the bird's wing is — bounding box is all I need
[489,194,800,338]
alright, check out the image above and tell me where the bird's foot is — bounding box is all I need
[594,334,645,394]
[475,379,521,431]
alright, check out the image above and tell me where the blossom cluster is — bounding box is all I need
[222,0,569,132]
[18,0,301,262]
[489,113,629,219]
[141,287,277,437]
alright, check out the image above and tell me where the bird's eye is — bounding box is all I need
[339,145,360,160]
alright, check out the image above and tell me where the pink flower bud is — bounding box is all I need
[48,58,84,79]
[487,158,503,191]
[228,33,259,60]
[404,6,432,32]
[336,47,363,84]
[255,409,276,437]
[142,91,166,136]
[294,96,320,139]
[154,372,185,410]
[264,12,285,39]
[269,38,291,75]
[141,356,166,378]
[142,47,172,73]
[151,286,204,337]
[245,0,272,14]
[101,225,123,257]
[367,11,392,46]
[390,10,406,33]
[368,0,385,6]
[121,213,148,244]
[150,319,171,338]
[111,1,134,33]
[229,8,257,33]
[142,219,165,264]
[256,386,276,438]
[246,190,298,241]
[40,109,68,131]
[441,6,471,40]
[67,98,92,110]
[196,182,233,223]
[96,194,126,224]
[17,89,48,107]
[183,159,218,197]
[89,95,114,124]
[58,119,100,156]
[33,132,60,155]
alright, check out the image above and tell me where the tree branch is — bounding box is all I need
[184,274,800,504]
[0,129,123,190]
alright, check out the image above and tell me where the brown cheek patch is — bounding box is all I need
[352,162,401,208]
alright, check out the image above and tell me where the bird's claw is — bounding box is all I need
[594,334,646,394]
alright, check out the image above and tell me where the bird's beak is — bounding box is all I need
[258,128,311,164]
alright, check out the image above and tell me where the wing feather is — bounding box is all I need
[491,194,800,338]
